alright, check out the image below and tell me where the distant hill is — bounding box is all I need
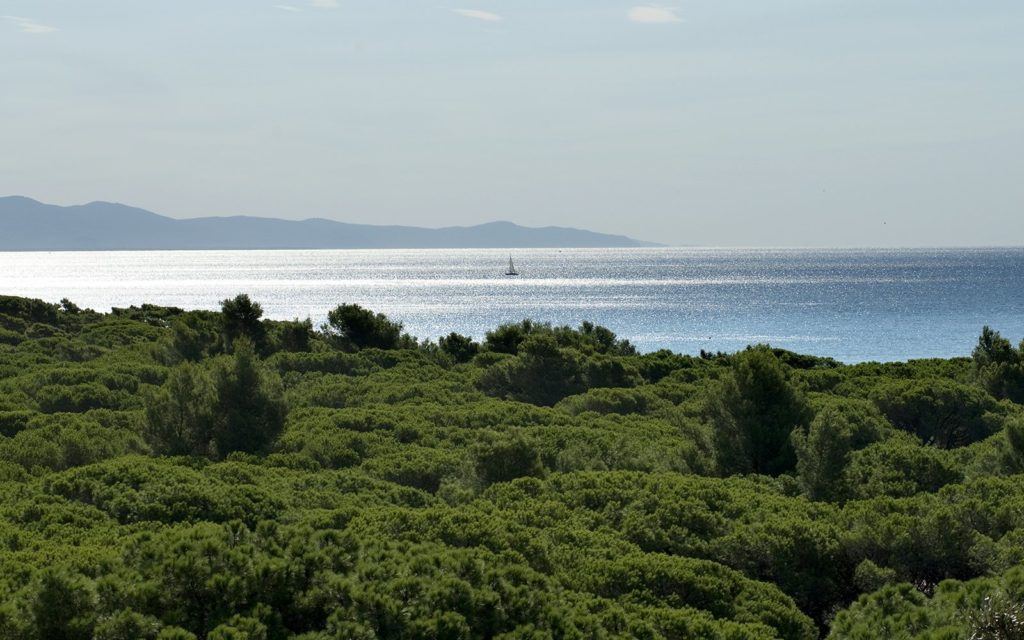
[0,196,658,250]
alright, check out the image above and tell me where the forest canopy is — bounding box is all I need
[0,293,1023,639]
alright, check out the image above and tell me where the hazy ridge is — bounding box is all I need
[0,196,657,250]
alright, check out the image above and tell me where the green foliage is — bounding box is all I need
[36,382,120,413]
[843,434,963,499]
[44,457,287,525]
[704,346,812,475]
[477,333,586,406]
[80,319,164,349]
[576,320,637,355]
[827,582,941,639]
[0,410,37,437]
[269,350,377,376]
[792,398,889,501]
[829,566,1024,639]
[483,319,636,357]
[556,386,667,416]
[968,592,1024,640]
[0,326,25,346]
[0,413,144,471]
[635,349,699,383]
[567,551,817,639]
[483,319,537,354]
[584,353,642,388]
[167,312,221,362]
[0,295,60,325]
[973,326,1024,403]
[210,339,287,456]
[437,332,479,363]
[220,294,268,354]
[272,318,313,353]
[93,609,164,640]
[110,303,185,325]
[28,569,97,639]
[145,342,286,459]
[324,303,406,351]
[1005,415,1024,471]
[852,559,898,593]
[870,377,1000,448]
[144,362,218,456]
[3,295,1024,639]
[472,432,545,486]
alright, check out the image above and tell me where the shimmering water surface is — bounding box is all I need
[2,248,1023,362]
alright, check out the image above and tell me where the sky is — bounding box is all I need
[1,0,1022,247]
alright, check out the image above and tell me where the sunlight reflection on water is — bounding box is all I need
[2,247,1022,362]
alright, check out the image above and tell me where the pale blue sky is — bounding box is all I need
[2,1,1022,246]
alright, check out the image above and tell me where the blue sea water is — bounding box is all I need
[2,247,1022,362]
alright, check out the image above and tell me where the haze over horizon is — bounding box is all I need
[2,1,1022,247]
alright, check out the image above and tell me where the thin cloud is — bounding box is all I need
[453,9,503,22]
[311,0,339,7]
[274,4,301,11]
[1,15,57,34]
[627,6,682,24]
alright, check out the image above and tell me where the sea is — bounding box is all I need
[2,247,1023,363]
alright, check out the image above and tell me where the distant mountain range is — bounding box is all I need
[0,196,658,250]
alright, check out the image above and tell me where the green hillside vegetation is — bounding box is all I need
[1,292,1023,639]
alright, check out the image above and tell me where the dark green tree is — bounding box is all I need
[973,326,1024,403]
[974,326,1017,367]
[438,332,479,364]
[870,377,999,448]
[273,318,313,353]
[583,354,641,389]
[842,434,962,499]
[220,294,267,354]
[144,362,218,457]
[211,338,286,456]
[59,298,82,314]
[792,399,889,501]
[704,346,812,475]
[168,312,221,362]
[30,569,97,640]
[483,320,536,355]
[477,334,585,406]
[324,304,404,351]
[92,609,163,640]
[472,433,545,486]
[1002,414,1024,472]
[575,320,636,355]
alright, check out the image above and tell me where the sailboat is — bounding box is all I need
[505,255,519,276]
